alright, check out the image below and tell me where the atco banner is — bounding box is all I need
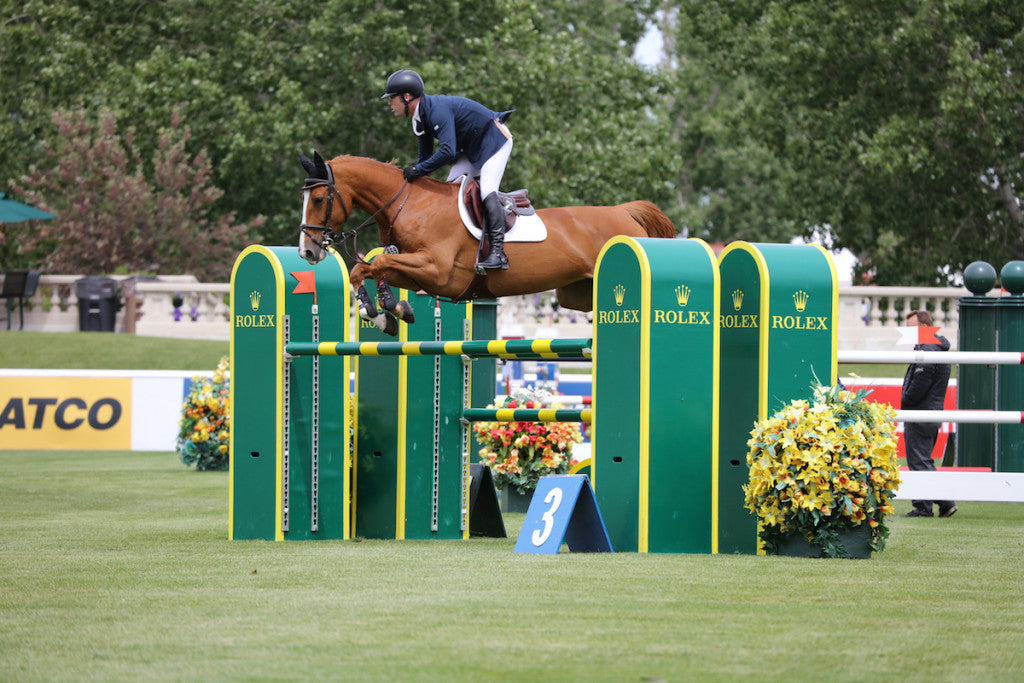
[0,377,132,450]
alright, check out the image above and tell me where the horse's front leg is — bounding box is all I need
[351,249,446,334]
[374,277,416,324]
[372,246,416,324]
[353,282,399,336]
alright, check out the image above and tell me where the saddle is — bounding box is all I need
[462,178,536,231]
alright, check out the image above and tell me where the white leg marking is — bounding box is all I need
[299,191,313,257]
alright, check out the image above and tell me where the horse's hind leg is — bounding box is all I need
[555,279,595,313]
[375,278,416,324]
[355,284,399,336]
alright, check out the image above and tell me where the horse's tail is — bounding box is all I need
[623,201,676,239]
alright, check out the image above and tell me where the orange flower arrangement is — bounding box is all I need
[176,357,230,471]
[473,388,583,493]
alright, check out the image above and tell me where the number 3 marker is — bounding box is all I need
[531,486,563,546]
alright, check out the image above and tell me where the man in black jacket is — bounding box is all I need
[901,310,957,518]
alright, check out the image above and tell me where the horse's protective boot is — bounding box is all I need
[475,192,509,270]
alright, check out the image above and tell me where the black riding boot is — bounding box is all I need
[476,192,509,270]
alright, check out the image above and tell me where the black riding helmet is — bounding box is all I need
[381,70,425,99]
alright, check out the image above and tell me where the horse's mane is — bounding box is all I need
[328,154,393,170]
[327,154,400,183]
[327,154,455,194]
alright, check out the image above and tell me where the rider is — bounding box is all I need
[382,69,513,270]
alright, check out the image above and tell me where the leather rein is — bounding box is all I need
[299,163,412,264]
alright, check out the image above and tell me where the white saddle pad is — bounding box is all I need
[457,175,547,242]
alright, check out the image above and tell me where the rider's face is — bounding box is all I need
[388,94,407,117]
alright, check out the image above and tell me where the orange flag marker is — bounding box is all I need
[290,270,317,306]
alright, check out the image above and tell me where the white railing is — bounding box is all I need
[1,273,229,339]
[500,285,979,350]
[123,280,231,339]
[1,272,994,349]
[837,285,970,350]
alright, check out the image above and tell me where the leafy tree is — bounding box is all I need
[656,8,801,245]
[675,1,1024,284]
[9,108,259,279]
[2,0,676,265]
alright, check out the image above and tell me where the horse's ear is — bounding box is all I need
[298,152,317,177]
[312,151,329,179]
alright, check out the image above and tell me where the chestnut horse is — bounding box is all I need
[297,152,675,335]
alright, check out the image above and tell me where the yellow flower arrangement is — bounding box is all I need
[177,357,230,471]
[744,382,900,557]
[474,388,583,494]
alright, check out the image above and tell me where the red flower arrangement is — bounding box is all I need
[473,389,583,493]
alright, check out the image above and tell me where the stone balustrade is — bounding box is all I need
[0,272,994,350]
[1,273,228,338]
[122,280,231,339]
[837,285,971,350]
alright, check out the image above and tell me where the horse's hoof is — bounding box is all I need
[395,301,416,324]
[377,287,398,312]
[383,311,399,336]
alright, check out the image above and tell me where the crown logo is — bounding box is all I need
[250,290,261,311]
[675,284,690,307]
[793,290,808,312]
[732,289,744,311]
[613,284,625,307]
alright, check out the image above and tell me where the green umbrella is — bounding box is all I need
[0,192,55,223]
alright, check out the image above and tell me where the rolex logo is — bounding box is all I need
[250,290,261,311]
[732,289,744,311]
[793,290,808,312]
[614,284,625,307]
[675,284,690,307]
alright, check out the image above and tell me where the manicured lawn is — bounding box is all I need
[2,450,1022,680]
[0,331,227,370]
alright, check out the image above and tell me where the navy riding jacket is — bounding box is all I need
[411,94,513,175]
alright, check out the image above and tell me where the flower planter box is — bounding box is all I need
[745,383,901,557]
[500,487,534,514]
[776,525,873,559]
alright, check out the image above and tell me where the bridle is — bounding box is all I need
[299,162,413,263]
[299,162,350,252]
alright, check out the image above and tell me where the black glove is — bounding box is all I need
[403,165,423,181]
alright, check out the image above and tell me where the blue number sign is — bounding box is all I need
[513,475,613,554]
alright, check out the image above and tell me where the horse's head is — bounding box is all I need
[297,151,350,264]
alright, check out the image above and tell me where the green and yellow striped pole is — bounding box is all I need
[286,338,591,359]
[462,408,592,423]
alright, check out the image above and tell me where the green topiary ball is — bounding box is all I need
[963,261,997,295]
[999,261,1024,296]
